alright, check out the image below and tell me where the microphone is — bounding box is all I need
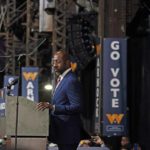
[7,78,18,89]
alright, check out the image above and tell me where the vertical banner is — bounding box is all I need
[1,76,19,116]
[94,56,101,134]
[0,89,5,117]
[103,38,127,136]
[4,75,19,96]
[22,67,39,102]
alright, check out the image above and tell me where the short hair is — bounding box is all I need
[53,50,70,61]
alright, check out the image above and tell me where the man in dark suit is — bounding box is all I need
[37,50,83,150]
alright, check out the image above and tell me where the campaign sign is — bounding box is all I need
[1,76,19,116]
[0,100,5,116]
[4,75,19,96]
[102,38,127,136]
[22,67,39,102]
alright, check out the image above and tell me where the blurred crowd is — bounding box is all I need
[120,136,142,150]
[0,134,144,150]
[78,135,143,150]
[78,135,110,149]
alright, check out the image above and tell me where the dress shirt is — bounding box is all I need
[55,68,72,90]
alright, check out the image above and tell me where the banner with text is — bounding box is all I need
[22,67,39,102]
[4,75,19,96]
[0,89,5,117]
[103,38,127,136]
[0,76,19,116]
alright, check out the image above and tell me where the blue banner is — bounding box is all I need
[102,38,127,136]
[0,89,5,117]
[4,75,19,96]
[0,76,19,116]
[22,67,39,102]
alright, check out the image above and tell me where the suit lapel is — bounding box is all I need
[53,79,64,97]
[53,71,71,97]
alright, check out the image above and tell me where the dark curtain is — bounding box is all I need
[128,37,150,150]
[80,59,96,134]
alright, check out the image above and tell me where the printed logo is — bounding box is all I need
[106,113,124,124]
[23,72,38,81]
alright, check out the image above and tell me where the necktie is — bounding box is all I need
[56,76,61,86]
[52,77,61,96]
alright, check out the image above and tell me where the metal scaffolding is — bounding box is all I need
[25,0,38,66]
[52,0,75,51]
[0,0,39,75]
[0,0,75,74]
[52,0,67,51]
[0,0,140,73]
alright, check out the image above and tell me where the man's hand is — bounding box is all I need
[36,102,53,111]
[91,136,103,145]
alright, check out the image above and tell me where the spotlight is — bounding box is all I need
[44,84,53,90]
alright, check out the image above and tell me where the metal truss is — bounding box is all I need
[0,0,39,74]
[0,4,7,32]
[52,0,75,51]
[1,0,75,74]
[52,0,67,51]
[25,0,38,66]
[5,0,17,75]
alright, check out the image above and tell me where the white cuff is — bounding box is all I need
[52,105,55,112]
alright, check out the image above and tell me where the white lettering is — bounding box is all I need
[110,51,120,60]
[96,108,99,117]
[26,82,34,89]
[110,78,120,87]
[26,81,34,101]
[97,58,100,66]
[27,88,34,95]
[96,87,99,97]
[111,41,120,50]
[111,68,120,77]
[112,98,119,108]
[110,88,120,97]
[96,78,100,87]
[0,103,5,110]
[27,95,34,101]
[97,68,100,77]
[109,41,121,108]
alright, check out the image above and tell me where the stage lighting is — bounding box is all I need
[44,84,53,90]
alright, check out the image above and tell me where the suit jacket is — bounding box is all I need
[50,70,83,145]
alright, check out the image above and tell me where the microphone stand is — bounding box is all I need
[14,56,22,150]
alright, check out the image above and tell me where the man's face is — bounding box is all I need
[52,53,68,75]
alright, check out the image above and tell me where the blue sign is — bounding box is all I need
[102,38,127,136]
[22,67,39,102]
[4,75,19,96]
[0,89,5,117]
[0,76,19,116]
